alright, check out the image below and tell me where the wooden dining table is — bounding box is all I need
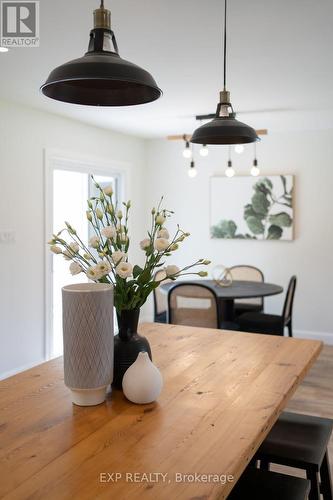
[0,323,322,500]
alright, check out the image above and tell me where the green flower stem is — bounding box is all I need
[57,239,91,271]
[69,231,98,264]
[92,201,104,241]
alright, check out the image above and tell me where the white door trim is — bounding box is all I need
[43,148,128,360]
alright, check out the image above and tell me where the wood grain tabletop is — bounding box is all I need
[0,323,322,500]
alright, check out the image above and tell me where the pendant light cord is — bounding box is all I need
[223,0,227,90]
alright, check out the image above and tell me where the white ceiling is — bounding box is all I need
[1,0,333,138]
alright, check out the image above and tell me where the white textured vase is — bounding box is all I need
[62,283,114,406]
[122,352,163,404]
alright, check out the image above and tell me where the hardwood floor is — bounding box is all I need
[273,344,333,477]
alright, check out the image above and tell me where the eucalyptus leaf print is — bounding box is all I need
[210,175,294,240]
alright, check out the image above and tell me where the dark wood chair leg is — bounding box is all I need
[306,467,321,500]
[259,459,270,471]
[320,451,333,500]
[287,321,293,337]
[248,457,258,468]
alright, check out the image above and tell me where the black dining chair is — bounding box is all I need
[229,265,265,316]
[153,270,170,323]
[237,276,297,337]
[168,283,239,330]
[228,466,311,500]
[168,283,220,328]
[255,412,333,500]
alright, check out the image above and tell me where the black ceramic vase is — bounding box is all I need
[113,308,152,389]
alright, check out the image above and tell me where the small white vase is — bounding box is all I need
[122,352,163,404]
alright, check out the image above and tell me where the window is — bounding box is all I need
[45,154,124,358]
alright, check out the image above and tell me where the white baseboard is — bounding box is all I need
[294,329,333,345]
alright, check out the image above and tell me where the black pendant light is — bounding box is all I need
[191,0,258,145]
[41,1,162,106]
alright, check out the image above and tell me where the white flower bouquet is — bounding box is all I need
[49,177,210,312]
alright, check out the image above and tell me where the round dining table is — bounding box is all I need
[160,279,283,322]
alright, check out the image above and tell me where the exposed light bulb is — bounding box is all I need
[225,159,235,178]
[225,166,235,178]
[199,144,209,157]
[183,141,192,159]
[0,46,9,53]
[235,144,244,154]
[251,158,260,176]
[188,161,197,178]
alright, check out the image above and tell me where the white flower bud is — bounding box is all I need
[50,245,62,254]
[116,262,133,279]
[96,261,111,276]
[101,225,116,239]
[69,262,82,276]
[154,238,170,252]
[157,228,169,239]
[198,271,208,277]
[103,185,113,196]
[89,236,100,249]
[155,214,166,225]
[96,208,103,220]
[65,222,76,235]
[111,251,126,265]
[140,238,151,250]
[119,232,128,244]
[69,242,79,253]
[86,266,101,281]
[166,265,180,277]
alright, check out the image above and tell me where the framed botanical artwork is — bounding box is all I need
[210,175,294,240]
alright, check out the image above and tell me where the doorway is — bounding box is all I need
[44,153,124,358]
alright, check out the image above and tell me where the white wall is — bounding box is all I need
[1,101,333,379]
[144,131,333,341]
[0,101,146,378]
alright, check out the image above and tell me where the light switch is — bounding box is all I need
[0,231,16,244]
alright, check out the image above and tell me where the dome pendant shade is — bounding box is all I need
[191,0,258,146]
[41,3,162,106]
[191,92,258,145]
[191,115,259,145]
